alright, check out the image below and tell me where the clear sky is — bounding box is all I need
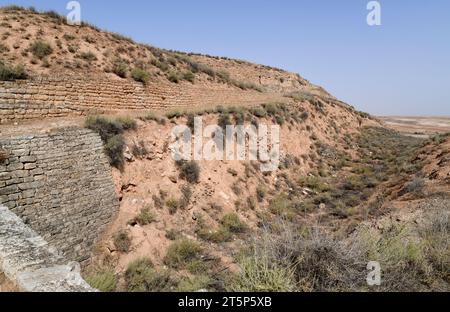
[1,0,449,116]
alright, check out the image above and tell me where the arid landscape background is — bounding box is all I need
[0,6,448,292]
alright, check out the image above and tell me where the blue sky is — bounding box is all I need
[1,0,449,116]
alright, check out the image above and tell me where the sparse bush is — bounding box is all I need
[251,107,267,118]
[30,40,53,59]
[164,239,203,269]
[112,58,128,78]
[115,116,137,130]
[0,61,27,81]
[80,51,97,62]
[177,160,200,183]
[139,112,166,125]
[197,223,232,243]
[166,110,183,119]
[218,113,232,130]
[399,178,425,197]
[125,258,175,292]
[256,187,266,202]
[131,68,150,85]
[182,71,195,83]
[229,254,296,292]
[113,230,131,253]
[186,113,196,131]
[180,184,193,209]
[269,194,295,219]
[167,72,180,83]
[131,141,148,158]
[63,33,76,41]
[151,59,169,72]
[165,229,180,241]
[85,116,123,141]
[104,135,125,168]
[177,275,211,292]
[221,213,247,233]
[166,198,179,215]
[131,208,156,226]
[85,269,116,292]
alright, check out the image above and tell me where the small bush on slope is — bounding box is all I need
[131,68,150,85]
[176,160,200,184]
[125,258,175,292]
[85,115,136,168]
[30,40,53,59]
[0,61,27,81]
[164,239,203,269]
[113,230,131,253]
[85,269,116,292]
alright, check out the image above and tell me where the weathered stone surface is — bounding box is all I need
[0,75,288,123]
[0,128,119,263]
[0,206,95,292]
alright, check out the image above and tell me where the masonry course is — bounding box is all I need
[0,128,119,264]
[0,75,288,123]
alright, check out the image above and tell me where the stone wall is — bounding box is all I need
[0,128,118,263]
[0,76,287,123]
[0,205,95,292]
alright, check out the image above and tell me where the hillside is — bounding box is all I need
[0,6,448,293]
[0,6,333,105]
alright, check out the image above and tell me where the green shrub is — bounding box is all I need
[85,116,124,141]
[180,184,193,209]
[141,113,166,125]
[0,61,27,81]
[151,59,169,72]
[218,113,232,130]
[399,178,425,197]
[166,110,184,119]
[113,230,131,253]
[197,220,232,243]
[80,51,97,62]
[177,160,200,183]
[115,116,137,130]
[105,135,125,168]
[164,239,203,269]
[132,208,156,226]
[30,40,53,59]
[256,187,266,202]
[167,72,180,83]
[182,71,195,83]
[228,255,296,292]
[166,198,179,215]
[221,213,247,233]
[251,107,267,118]
[186,113,196,131]
[131,68,150,85]
[85,269,116,292]
[131,141,149,158]
[177,275,211,292]
[269,194,294,219]
[112,58,128,78]
[200,227,232,243]
[216,70,231,82]
[165,229,180,241]
[125,258,175,292]
[298,176,330,193]
[63,33,76,41]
